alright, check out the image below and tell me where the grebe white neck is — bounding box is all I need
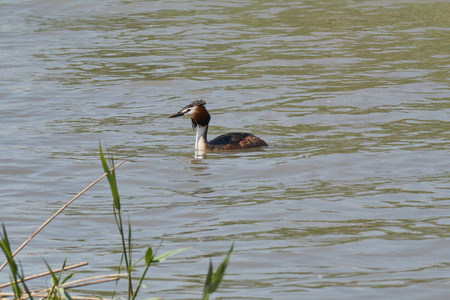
[195,125,208,151]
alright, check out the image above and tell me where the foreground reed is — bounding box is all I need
[0,159,127,273]
[99,144,189,300]
[0,145,233,299]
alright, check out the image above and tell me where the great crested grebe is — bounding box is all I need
[169,100,268,151]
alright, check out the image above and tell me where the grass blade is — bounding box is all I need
[99,143,120,211]
[202,260,213,300]
[202,243,234,300]
[145,247,153,267]
[153,248,188,263]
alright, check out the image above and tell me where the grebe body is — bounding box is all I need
[169,100,268,151]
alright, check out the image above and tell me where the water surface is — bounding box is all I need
[1,0,449,299]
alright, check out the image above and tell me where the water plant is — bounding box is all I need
[202,243,234,300]
[0,145,233,299]
[0,224,33,299]
[100,144,187,300]
[44,260,73,300]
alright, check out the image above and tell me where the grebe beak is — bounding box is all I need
[169,109,189,118]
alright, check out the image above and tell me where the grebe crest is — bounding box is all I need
[169,100,268,152]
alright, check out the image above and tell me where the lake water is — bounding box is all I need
[0,0,449,299]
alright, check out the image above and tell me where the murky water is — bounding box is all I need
[1,0,449,299]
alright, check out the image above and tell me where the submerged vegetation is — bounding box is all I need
[0,145,233,299]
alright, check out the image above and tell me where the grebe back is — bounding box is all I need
[169,100,268,151]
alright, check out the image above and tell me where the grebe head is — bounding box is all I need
[169,99,211,129]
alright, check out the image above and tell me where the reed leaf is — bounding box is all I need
[99,143,120,211]
[0,224,34,299]
[153,248,188,263]
[145,247,153,267]
[202,243,234,300]
[57,286,72,300]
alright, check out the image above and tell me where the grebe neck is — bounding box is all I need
[195,125,208,151]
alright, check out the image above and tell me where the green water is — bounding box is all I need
[0,0,449,299]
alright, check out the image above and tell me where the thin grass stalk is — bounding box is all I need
[0,261,87,291]
[13,263,35,299]
[111,168,133,297]
[61,275,122,289]
[131,247,153,300]
[0,292,109,300]
[0,262,88,289]
[127,222,132,271]
[26,274,122,298]
[60,273,125,289]
[116,195,133,298]
[111,254,125,299]
[99,145,133,298]
[112,207,131,283]
[44,260,58,299]
[0,159,127,272]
